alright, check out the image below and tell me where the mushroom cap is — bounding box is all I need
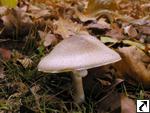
[38,34,121,73]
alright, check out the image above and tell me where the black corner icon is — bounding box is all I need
[139,101,148,111]
[137,100,150,113]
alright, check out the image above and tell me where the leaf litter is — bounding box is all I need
[0,0,150,113]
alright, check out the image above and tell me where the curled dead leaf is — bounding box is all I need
[97,78,111,86]
[114,46,150,87]
[75,10,96,22]
[38,31,58,47]
[86,18,110,30]
[124,25,138,38]
[17,57,33,68]
[53,18,87,38]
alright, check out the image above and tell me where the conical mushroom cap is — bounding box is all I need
[38,34,121,73]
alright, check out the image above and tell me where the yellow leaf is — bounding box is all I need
[101,36,118,43]
[0,0,18,8]
[123,40,145,50]
[85,0,118,15]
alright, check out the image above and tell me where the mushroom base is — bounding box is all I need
[72,70,88,103]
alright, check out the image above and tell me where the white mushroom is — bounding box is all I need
[38,34,121,103]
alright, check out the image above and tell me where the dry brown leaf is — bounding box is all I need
[0,67,5,79]
[114,46,150,87]
[54,18,87,38]
[96,79,123,113]
[117,0,149,18]
[141,3,150,16]
[1,7,32,28]
[84,66,114,95]
[85,0,118,15]
[1,11,17,28]
[0,7,33,38]
[30,85,41,111]
[38,31,58,47]
[7,82,28,99]
[0,6,7,15]
[75,10,96,22]
[97,78,111,86]
[106,23,125,40]
[124,25,138,38]
[0,48,11,60]
[97,18,111,28]
[30,85,40,94]
[27,4,51,19]
[130,16,150,26]
[96,90,121,113]
[17,57,33,68]
[86,18,110,30]
[138,26,150,35]
[121,94,136,113]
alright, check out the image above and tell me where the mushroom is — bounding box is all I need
[38,34,121,103]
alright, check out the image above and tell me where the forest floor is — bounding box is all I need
[0,0,150,113]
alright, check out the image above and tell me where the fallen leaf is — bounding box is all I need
[0,0,18,8]
[1,11,16,28]
[100,36,118,44]
[97,18,111,29]
[0,48,11,60]
[17,57,33,68]
[0,67,5,79]
[30,85,40,94]
[114,46,150,87]
[96,79,123,113]
[1,8,31,29]
[27,5,51,19]
[121,94,136,113]
[75,10,96,22]
[54,18,87,38]
[96,90,121,113]
[11,81,28,94]
[30,85,41,111]
[0,6,7,15]
[106,23,125,40]
[122,40,145,50]
[138,26,150,35]
[38,31,58,47]
[86,18,110,30]
[1,7,33,38]
[85,0,118,15]
[141,3,150,9]
[97,78,111,86]
[123,25,138,38]
[130,16,150,26]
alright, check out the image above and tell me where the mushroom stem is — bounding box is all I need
[72,70,88,103]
